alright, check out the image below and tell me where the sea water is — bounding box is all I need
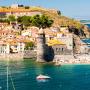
[0,59,90,90]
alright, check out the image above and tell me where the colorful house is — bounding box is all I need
[47,39,70,55]
[0,39,25,54]
[0,41,9,54]
[56,32,73,50]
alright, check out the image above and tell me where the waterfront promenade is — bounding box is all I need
[0,52,90,65]
[54,54,90,65]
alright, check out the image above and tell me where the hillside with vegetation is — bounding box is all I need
[0,6,83,29]
[0,6,89,38]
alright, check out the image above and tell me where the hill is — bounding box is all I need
[0,6,82,29]
[27,6,82,29]
[0,6,89,38]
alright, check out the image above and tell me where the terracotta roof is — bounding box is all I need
[0,41,7,45]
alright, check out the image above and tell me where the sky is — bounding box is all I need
[0,0,90,20]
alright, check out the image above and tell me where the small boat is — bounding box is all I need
[36,74,51,80]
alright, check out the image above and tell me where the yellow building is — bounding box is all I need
[47,39,67,55]
[47,39,65,46]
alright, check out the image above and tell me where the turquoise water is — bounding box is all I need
[85,24,90,28]
[82,38,90,47]
[0,59,90,90]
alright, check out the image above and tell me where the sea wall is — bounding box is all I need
[0,53,24,61]
[0,50,90,64]
[0,50,37,61]
[23,50,37,59]
[53,55,74,63]
[53,54,90,64]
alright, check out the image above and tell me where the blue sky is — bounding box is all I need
[0,0,90,20]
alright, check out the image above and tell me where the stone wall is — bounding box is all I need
[23,50,37,59]
[0,50,37,61]
[52,45,73,55]
[53,55,74,64]
[0,53,24,61]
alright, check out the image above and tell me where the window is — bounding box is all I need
[56,48,58,51]
[59,48,61,51]
[62,48,63,51]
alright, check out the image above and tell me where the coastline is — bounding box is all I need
[0,53,90,65]
[54,54,90,65]
[0,53,24,61]
[60,61,90,65]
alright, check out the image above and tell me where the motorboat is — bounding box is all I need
[36,74,51,80]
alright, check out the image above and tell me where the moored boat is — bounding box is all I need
[36,74,51,80]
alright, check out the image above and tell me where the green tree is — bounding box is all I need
[8,15,16,22]
[17,16,31,27]
[31,15,41,28]
[25,42,35,50]
[57,10,61,15]
[22,16,31,26]
[25,6,30,9]
[31,14,53,29]
[0,19,9,24]
[17,16,22,23]
[17,15,53,29]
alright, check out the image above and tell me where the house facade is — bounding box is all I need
[47,39,72,55]
[56,32,73,52]
[0,40,25,54]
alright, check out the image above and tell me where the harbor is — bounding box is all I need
[0,59,90,90]
[0,0,90,90]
